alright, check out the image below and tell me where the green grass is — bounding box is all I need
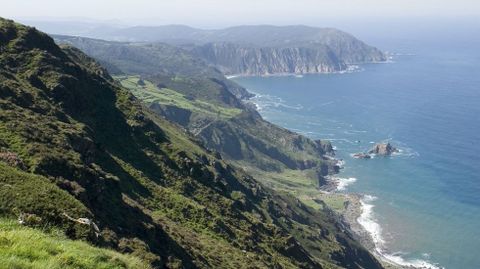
[254,169,317,190]
[300,193,348,212]
[114,75,242,119]
[0,163,91,231]
[0,218,150,269]
[244,167,348,212]
[244,167,323,208]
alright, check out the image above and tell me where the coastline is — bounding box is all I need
[225,64,363,79]
[225,58,395,80]
[325,176,442,269]
[236,84,394,267]
[234,80,441,269]
[339,192,401,269]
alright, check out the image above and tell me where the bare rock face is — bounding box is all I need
[191,42,347,75]
[368,143,399,156]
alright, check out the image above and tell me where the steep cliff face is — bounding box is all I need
[190,42,346,75]
[55,25,387,76]
[314,28,386,64]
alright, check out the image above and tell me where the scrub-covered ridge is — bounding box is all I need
[0,18,383,268]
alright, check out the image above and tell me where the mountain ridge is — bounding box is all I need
[88,24,387,75]
[38,22,388,76]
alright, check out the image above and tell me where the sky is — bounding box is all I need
[2,0,480,28]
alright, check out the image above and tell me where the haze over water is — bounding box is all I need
[233,25,480,269]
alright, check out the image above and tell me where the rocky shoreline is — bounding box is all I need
[240,85,416,269]
[341,192,431,269]
[225,64,362,79]
[322,174,427,269]
[317,148,414,269]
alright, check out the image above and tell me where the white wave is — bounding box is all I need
[382,253,442,269]
[324,175,357,191]
[392,147,420,158]
[357,195,385,245]
[349,153,374,159]
[249,93,304,111]
[336,177,357,191]
[335,159,346,168]
[357,195,443,269]
[387,139,420,158]
[338,65,364,74]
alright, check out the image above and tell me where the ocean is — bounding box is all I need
[232,31,480,269]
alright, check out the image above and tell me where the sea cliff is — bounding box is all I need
[190,42,347,75]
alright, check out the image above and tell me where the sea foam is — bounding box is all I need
[357,195,443,269]
[336,177,357,191]
[249,92,303,111]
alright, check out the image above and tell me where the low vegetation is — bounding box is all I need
[0,218,150,269]
[115,75,242,119]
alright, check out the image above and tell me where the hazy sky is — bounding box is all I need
[3,0,480,27]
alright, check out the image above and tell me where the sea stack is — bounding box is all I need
[368,142,399,156]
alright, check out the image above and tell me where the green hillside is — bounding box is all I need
[0,18,383,268]
[0,217,150,269]
[115,75,242,119]
[55,33,344,219]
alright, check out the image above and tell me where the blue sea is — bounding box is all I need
[233,28,480,269]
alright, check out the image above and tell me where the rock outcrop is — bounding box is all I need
[352,152,372,159]
[368,143,399,156]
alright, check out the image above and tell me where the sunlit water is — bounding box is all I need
[233,38,480,269]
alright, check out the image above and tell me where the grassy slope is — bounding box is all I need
[115,75,242,119]
[0,218,150,269]
[0,18,383,269]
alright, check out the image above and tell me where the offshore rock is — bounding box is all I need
[368,143,399,156]
[352,153,372,159]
